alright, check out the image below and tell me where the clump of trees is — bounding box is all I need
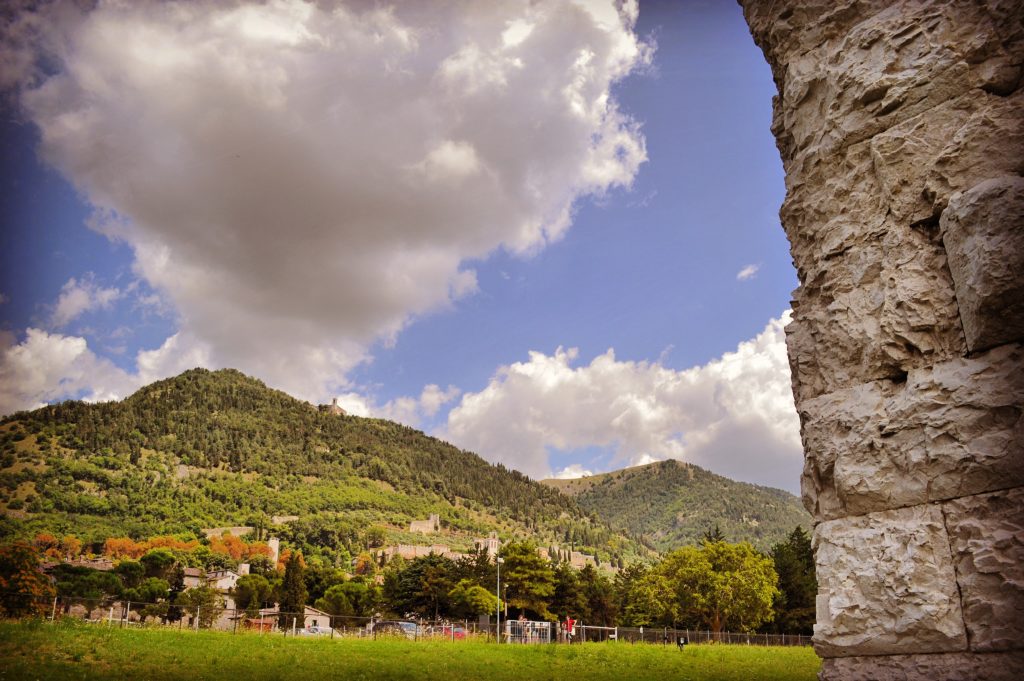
[0,541,55,618]
[621,541,778,632]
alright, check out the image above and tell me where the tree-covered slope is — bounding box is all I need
[0,369,650,564]
[541,460,810,553]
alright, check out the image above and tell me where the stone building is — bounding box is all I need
[474,531,501,558]
[740,1,1024,678]
[409,513,440,534]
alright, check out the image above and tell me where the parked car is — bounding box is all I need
[299,626,333,636]
[425,624,466,640]
[371,620,418,640]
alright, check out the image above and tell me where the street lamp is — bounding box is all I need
[496,557,504,644]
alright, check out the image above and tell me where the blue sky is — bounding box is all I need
[0,1,803,492]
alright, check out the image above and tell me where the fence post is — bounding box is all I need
[51,596,57,622]
[108,606,114,626]
[123,602,131,628]
[195,606,200,631]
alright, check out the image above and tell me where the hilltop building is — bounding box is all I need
[328,397,346,416]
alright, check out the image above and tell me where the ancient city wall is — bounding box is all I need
[739,1,1024,678]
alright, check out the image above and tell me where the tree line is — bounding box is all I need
[2,527,815,635]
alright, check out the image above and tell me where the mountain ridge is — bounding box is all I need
[1,368,808,561]
[0,368,651,566]
[541,458,810,553]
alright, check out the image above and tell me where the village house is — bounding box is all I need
[256,605,334,631]
[207,563,249,591]
[182,567,206,589]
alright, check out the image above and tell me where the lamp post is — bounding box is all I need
[496,557,504,644]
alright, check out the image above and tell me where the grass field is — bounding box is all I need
[0,620,821,681]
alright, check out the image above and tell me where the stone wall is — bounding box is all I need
[739,1,1024,677]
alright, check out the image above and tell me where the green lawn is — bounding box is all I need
[0,620,820,681]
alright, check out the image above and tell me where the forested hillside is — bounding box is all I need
[0,369,650,566]
[542,460,810,552]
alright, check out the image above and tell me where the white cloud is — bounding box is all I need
[736,263,760,281]
[0,327,217,415]
[0,328,138,414]
[552,464,594,479]
[8,0,650,403]
[443,312,803,492]
[50,274,120,328]
[333,383,461,428]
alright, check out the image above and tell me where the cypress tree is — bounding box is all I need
[279,552,307,629]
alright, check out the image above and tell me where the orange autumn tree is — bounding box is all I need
[210,534,247,561]
[244,543,273,560]
[32,533,60,559]
[0,541,56,617]
[209,533,273,562]
[104,537,147,560]
[60,536,83,560]
[146,536,199,552]
[276,548,305,572]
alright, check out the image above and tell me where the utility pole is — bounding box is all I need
[495,557,504,644]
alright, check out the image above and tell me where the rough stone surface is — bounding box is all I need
[944,488,1024,652]
[799,344,1024,520]
[751,1,1022,167]
[821,651,1024,681]
[941,176,1024,352]
[872,90,1024,227]
[813,505,967,657]
[741,0,1024,676]
[784,211,965,403]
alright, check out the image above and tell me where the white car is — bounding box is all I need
[300,626,334,636]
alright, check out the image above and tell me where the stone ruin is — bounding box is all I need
[739,1,1024,678]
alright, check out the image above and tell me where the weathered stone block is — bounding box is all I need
[785,216,964,403]
[800,344,1024,520]
[871,91,1024,227]
[941,176,1024,352]
[926,92,1024,213]
[779,138,888,268]
[746,0,1017,164]
[813,504,967,657]
[821,650,1024,681]
[944,487,1024,652]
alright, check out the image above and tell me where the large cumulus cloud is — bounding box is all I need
[443,312,803,492]
[3,0,649,407]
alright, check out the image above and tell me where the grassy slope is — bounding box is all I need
[541,460,811,553]
[0,621,821,681]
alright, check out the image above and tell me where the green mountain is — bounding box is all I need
[541,459,810,553]
[0,368,650,565]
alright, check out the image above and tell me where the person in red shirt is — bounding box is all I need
[565,616,576,642]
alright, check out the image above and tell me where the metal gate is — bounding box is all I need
[505,620,552,644]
